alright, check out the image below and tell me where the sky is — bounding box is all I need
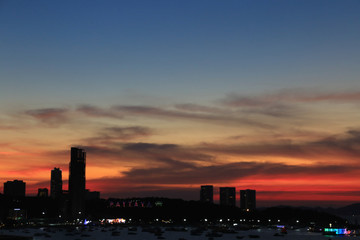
[1,0,360,207]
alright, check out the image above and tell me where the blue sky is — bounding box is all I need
[2,0,360,107]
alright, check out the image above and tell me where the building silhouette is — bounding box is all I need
[240,189,256,211]
[50,167,62,199]
[85,189,100,200]
[38,188,48,198]
[3,180,26,197]
[219,187,236,207]
[69,147,86,218]
[200,185,213,203]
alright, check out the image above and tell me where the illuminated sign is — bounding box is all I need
[108,199,158,208]
[103,218,126,224]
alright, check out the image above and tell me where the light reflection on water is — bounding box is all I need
[0,227,354,240]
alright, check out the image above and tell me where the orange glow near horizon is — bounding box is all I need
[2,147,360,207]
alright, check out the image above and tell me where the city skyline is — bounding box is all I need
[0,151,253,209]
[1,0,360,207]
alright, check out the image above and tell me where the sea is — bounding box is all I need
[0,226,354,240]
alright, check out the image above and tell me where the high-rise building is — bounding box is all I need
[240,189,256,211]
[4,180,26,197]
[219,187,236,207]
[38,188,48,198]
[200,185,213,203]
[51,168,62,199]
[69,147,86,218]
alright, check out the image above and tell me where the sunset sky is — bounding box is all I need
[1,0,360,207]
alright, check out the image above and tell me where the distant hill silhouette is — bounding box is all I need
[335,203,360,215]
[259,206,346,226]
[261,202,360,226]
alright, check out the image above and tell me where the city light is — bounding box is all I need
[324,228,350,235]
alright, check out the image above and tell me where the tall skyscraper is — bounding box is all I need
[4,180,26,197]
[69,147,86,218]
[200,185,213,203]
[219,187,236,207]
[240,189,256,211]
[51,167,62,199]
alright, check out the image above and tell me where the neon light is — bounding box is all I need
[324,228,349,235]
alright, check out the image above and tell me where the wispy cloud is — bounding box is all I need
[85,126,153,144]
[23,102,276,130]
[202,129,360,162]
[174,103,225,113]
[242,104,301,118]
[25,108,70,125]
[77,105,121,118]
[83,142,215,167]
[112,105,273,129]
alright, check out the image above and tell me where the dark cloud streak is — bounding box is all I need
[221,89,360,107]
[121,161,357,185]
[203,129,360,161]
[25,108,70,125]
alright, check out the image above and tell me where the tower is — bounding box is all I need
[69,147,86,218]
[50,167,62,199]
[200,185,213,203]
[219,187,236,207]
[240,189,256,211]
